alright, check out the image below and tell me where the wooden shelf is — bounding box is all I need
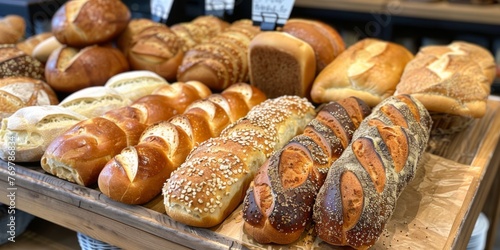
[294,0,500,26]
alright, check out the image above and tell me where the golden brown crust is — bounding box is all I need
[16,32,52,56]
[0,15,25,44]
[395,41,496,118]
[311,38,414,107]
[51,0,131,47]
[283,18,345,74]
[45,45,130,93]
[116,18,162,56]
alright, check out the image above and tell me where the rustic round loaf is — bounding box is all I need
[45,44,130,93]
[0,15,26,44]
[0,76,59,119]
[51,0,131,47]
[0,45,45,80]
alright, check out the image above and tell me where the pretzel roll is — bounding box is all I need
[51,0,131,47]
[45,44,129,93]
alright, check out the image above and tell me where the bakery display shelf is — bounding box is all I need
[2,97,500,250]
[294,0,500,26]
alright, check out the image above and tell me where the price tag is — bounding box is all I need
[150,0,175,22]
[252,0,295,31]
[206,0,235,17]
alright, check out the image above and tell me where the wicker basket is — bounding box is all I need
[77,232,121,250]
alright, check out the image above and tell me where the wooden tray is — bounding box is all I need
[2,97,500,250]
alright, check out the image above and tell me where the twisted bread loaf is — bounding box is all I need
[313,95,432,249]
[41,81,211,186]
[177,19,260,91]
[98,83,266,204]
[242,97,371,244]
[163,96,316,227]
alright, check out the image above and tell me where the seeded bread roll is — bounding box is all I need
[41,81,211,186]
[242,97,371,244]
[98,83,266,204]
[0,45,45,80]
[0,77,59,119]
[163,96,316,227]
[0,106,86,162]
[311,38,414,107]
[51,0,131,47]
[313,95,432,249]
[248,31,316,99]
[0,15,25,44]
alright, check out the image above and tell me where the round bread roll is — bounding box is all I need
[0,76,59,119]
[45,44,130,93]
[128,25,185,81]
[32,36,64,63]
[282,18,345,74]
[59,86,131,118]
[16,32,52,56]
[104,70,168,101]
[116,18,163,56]
[0,15,26,44]
[51,0,131,47]
[0,45,45,80]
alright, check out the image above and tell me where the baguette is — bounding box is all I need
[41,81,211,186]
[242,97,371,244]
[98,83,266,204]
[313,95,432,249]
[163,96,316,227]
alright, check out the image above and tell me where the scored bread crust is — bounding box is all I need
[311,38,414,107]
[313,95,432,249]
[163,96,316,228]
[242,97,371,244]
[97,83,266,205]
[395,41,496,118]
[41,82,211,186]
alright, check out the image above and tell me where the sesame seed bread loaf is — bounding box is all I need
[313,95,432,249]
[0,45,45,81]
[41,81,211,186]
[98,83,266,205]
[242,97,371,244]
[163,96,316,227]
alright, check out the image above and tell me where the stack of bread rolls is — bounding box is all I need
[163,96,316,227]
[98,83,266,204]
[242,96,371,244]
[41,81,211,186]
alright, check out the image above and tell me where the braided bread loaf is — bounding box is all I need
[163,96,316,227]
[41,81,211,186]
[313,95,432,249]
[242,97,371,244]
[177,20,260,91]
[98,83,266,204]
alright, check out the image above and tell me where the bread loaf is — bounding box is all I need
[171,15,230,52]
[104,70,169,102]
[0,45,45,80]
[51,0,131,47]
[163,96,316,227]
[98,83,266,204]
[395,41,496,118]
[0,15,25,44]
[16,32,52,56]
[45,44,129,93]
[313,95,432,249]
[31,36,64,63]
[248,31,316,99]
[282,18,345,74]
[177,19,260,91]
[116,18,163,56]
[0,105,86,162]
[127,24,185,81]
[0,77,59,119]
[41,81,211,186]
[311,38,414,107]
[242,97,371,244]
[58,86,131,118]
